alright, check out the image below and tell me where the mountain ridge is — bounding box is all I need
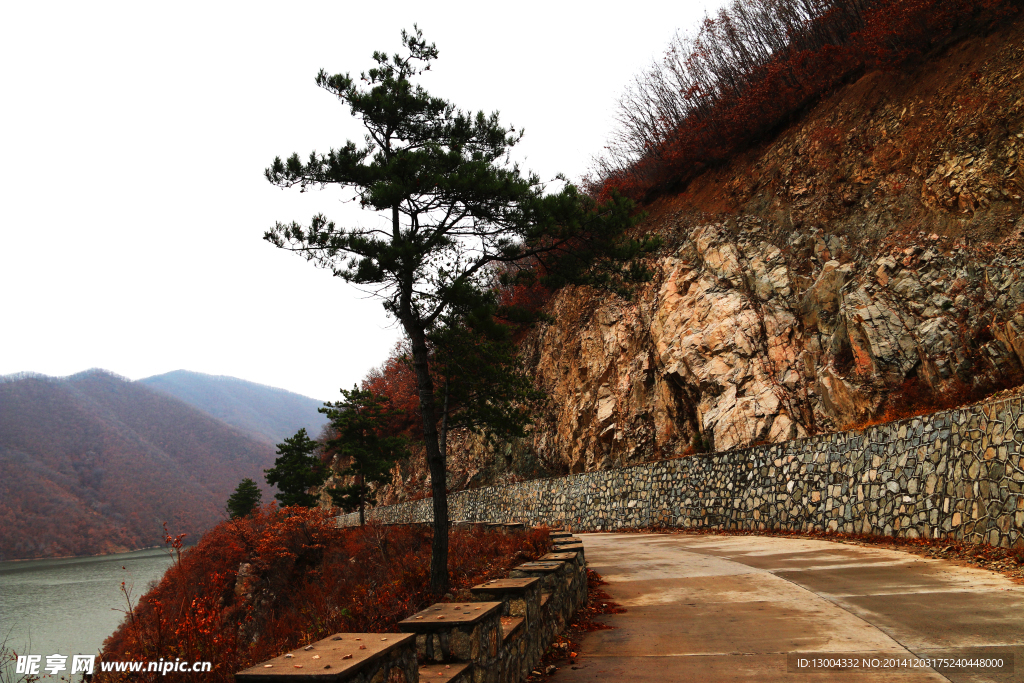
[0,369,279,560]
[138,369,328,443]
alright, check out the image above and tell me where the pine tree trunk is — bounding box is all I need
[402,314,450,596]
[427,460,449,595]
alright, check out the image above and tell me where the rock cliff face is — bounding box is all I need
[518,219,1023,474]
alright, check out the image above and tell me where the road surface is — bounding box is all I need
[561,533,1024,682]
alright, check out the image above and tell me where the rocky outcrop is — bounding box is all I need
[496,25,1024,476]
[516,218,1024,474]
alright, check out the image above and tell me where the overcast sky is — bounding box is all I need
[0,1,722,401]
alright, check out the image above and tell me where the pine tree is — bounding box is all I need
[226,478,262,518]
[264,428,327,507]
[265,27,650,593]
[321,387,408,526]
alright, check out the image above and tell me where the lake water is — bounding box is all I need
[0,548,173,679]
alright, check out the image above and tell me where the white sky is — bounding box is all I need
[0,1,721,401]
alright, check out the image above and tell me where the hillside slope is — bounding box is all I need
[0,370,277,560]
[379,16,1024,496]
[514,21,1024,474]
[138,370,328,443]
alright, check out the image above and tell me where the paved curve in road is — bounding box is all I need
[560,533,1024,683]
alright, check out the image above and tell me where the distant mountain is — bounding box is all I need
[138,370,328,443]
[0,370,278,560]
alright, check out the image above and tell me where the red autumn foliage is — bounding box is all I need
[493,265,553,344]
[497,280,550,316]
[360,343,424,441]
[588,0,1019,204]
[98,506,550,683]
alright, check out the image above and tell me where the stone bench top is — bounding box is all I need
[549,531,573,539]
[552,536,580,545]
[470,577,541,595]
[418,662,471,682]
[500,616,524,643]
[514,561,565,573]
[235,632,415,681]
[539,552,579,562]
[554,542,584,553]
[398,602,502,632]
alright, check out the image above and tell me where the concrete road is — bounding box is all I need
[560,533,1024,682]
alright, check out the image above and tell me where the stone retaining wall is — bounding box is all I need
[341,395,1024,548]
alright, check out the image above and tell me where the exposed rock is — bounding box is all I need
[509,220,1024,474]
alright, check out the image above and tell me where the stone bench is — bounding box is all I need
[552,542,584,560]
[235,633,417,683]
[540,551,582,569]
[469,578,542,626]
[508,561,567,593]
[508,561,573,644]
[470,578,544,682]
[539,551,584,586]
[399,601,503,682]
[538,552,586,615]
